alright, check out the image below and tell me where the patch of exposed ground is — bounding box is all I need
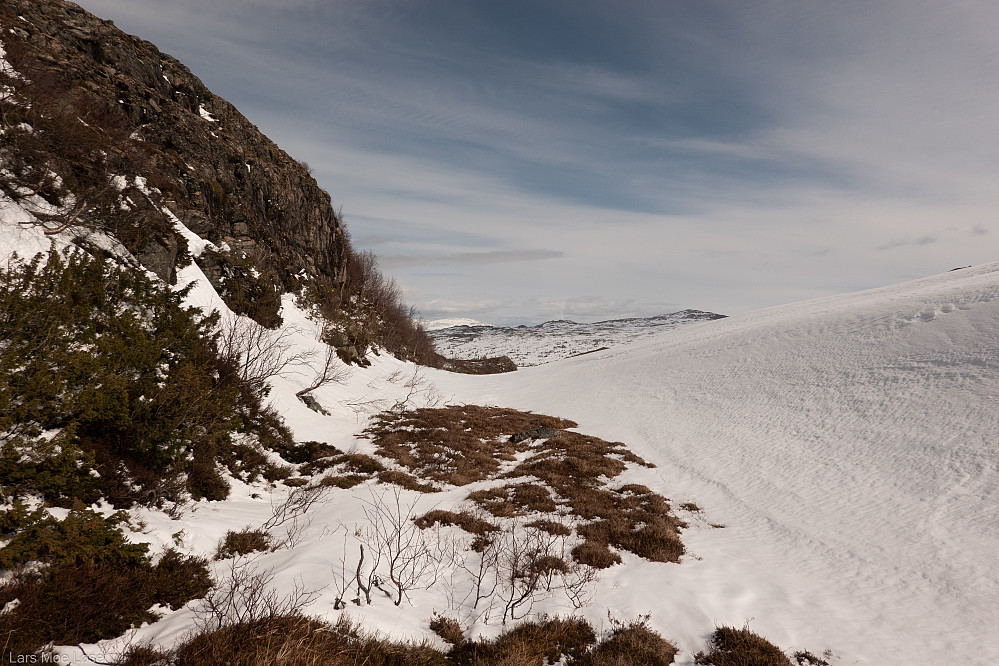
[359,405,687,568]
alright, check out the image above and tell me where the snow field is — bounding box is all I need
[3,200,998,664]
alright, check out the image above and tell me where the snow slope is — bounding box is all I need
[429,263,999,664]
[4,196,998,664]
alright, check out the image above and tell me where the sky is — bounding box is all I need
[73,0,999,325]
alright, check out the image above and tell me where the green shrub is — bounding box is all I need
[0,246,293,505]
[0,509,211,654]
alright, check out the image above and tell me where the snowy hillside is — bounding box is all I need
[4,193,999,664]
[428,263,999,664]
[428,310,724,366]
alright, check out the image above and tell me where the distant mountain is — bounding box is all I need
[428,309,725,366]
[425,317,495,331]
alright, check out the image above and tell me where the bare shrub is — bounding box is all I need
[195,557,322,631]
[296,325,351,400]
[215,313,308,396]
[360,487,456,606]
[254,482,332,551]
[331,488,456,609]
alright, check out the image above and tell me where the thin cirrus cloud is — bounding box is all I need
[73,0,999,324]
[379,249,564,269]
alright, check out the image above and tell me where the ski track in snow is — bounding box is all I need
[3,207,998,664]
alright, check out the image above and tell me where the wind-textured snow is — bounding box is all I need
[3,197,998,664]
[429,264,999,664]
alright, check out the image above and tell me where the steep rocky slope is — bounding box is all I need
[0,0,346,325]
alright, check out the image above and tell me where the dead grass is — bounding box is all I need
[378,469,440,493]
[468,483,559,517]
[525,519,572,536]
[449,615,597,665]
[120,614,447,666]
[429,613,465,645]
[362,406,576,486]
[368,405,688,568]
[318,474,368,489]
[570,541,622,569]
[119,613,684,666]
[694,626,794,666]
[579,618,678,665]
[415,509,500,536]
[215,528,272,560]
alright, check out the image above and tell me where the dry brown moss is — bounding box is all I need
[369,405,687,567]
[362,405,575,486]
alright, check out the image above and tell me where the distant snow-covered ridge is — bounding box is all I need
[428,309,725,366]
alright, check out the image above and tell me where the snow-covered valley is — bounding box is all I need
[426,310,725,367]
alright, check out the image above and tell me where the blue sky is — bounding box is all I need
[75,0,999,324]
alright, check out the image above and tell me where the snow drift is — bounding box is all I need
[429,263,999,664]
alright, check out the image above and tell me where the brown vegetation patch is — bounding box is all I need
[362,405,576,486]
[378,469,441,493]
[318,474,368,489]
[429,614,465,645]
[579,618,677,666]
[215,528,272,560]
[694,626,794,666]
[574,485,686,564]
[415,510,500,537]
[570,541,622,569]
[367,405,687,568]
[468,483,559,517]
[449,615,597,665]
[120,612,686,666]
[525,519,573,536]
[121,615,446,666]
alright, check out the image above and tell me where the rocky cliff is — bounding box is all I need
[0,0,346,326]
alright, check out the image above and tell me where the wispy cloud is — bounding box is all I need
[877,235,940,252]
[380,249,564,269]
[74,0,999,323]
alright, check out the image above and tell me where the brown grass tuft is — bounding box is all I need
[694,625,794,666]
[525,519,572,536]
[149,614,447,666]
[378,469,441,493]
[571,541,622,569]
[215,528,272,560]
[468,483,559,517]
[415,509,499,536]
[318,474,368,489]
[449,615,596,665]
[429,613,465,645]
[582,620,677,665]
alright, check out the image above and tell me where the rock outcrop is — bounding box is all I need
[0,0,347,324]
